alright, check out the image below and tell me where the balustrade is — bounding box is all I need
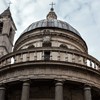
[0,47,99,71]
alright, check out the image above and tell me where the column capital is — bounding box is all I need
[84,84,91,87]
[84,84,91,90]
[20,78,31,82]
[0,83,5,90]
[55,79,65,83]
[0,87,5,91]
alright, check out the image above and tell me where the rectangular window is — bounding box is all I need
[0,22,3,33]
[44,51,50,60]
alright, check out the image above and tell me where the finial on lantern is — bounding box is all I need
[49,2,55,11]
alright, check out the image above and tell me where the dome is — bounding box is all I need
[14,7,87,53]
[23,19,81,36]
[22,8,81,37]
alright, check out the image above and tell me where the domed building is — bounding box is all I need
[0,6,100,100]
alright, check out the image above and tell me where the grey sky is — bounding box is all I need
[0,0,100,60]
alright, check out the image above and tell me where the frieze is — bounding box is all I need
[0,65,100,89]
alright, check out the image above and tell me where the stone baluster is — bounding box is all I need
[50,52,52,60]
[84,58,87,65]
[34,51,37,60]
[78,56,81,63]
[90,61,92,67]
[58,51,60,61]
[65,52,68,61]
[94,63,96,69]
[72,54,75,63]
[20,53,23,62]
[26,52,30,61]
[42,51,44,60]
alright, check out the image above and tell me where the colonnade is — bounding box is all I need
[0,80,92,100]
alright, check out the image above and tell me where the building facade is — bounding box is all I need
[0,7,100,100]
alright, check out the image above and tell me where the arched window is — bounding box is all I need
[28,45,35,49]
[0,22,3,33]
[60,44,68,49]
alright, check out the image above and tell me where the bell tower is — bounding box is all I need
[0,7,16,57]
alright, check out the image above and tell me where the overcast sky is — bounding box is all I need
[0,0,100,60]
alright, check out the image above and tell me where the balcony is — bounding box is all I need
[0,47,100,72]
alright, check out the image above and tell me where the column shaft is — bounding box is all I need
[84,85,92,100]
[55,81,63,100]
[21,81,30,100]
[0,86,5,100]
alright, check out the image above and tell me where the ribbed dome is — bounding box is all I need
[22,7,81,37]
[23,19,81,36]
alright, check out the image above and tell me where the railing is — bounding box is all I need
[0,47,100,71]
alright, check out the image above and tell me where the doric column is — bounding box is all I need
[84,85,92,100]
[21,80,30,100]
[0,85,5,100]
[55,80,63,100]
